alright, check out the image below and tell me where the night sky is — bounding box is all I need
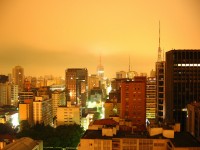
[0,0,200,78]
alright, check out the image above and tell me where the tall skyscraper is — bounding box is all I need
[155,22,166,122]
[156,61,165,121]
[65,68,88,104]
[166,49,200,131]
[120,76,146,130]
[12,66,24,92]
[97,56,104,79]
[146,77,156,121]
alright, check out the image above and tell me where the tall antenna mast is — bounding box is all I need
[99,54,102,66]
[129,56,130,72]
[159,21,160,48]
[157,21,162,62]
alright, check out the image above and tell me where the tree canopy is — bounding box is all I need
[0,123,14,135]
[16,123,85,148]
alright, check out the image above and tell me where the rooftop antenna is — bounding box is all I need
[157,21,162,62]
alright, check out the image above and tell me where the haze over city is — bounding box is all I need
[0,0,200,78]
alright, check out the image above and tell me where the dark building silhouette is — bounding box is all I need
[166,49,200,131]
[156,61,166,121]
[0,75,8,83]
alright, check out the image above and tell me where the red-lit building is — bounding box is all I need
[120,76,146,130]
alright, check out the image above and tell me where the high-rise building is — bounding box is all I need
[146,77,156,121]
[65,68,88,104]
[10,84,18,106]
[19,99,33,126]
[88,74,100,91]
[166,49,200,131]
[156,61,165,121]
[120,76,146,130]
[52,90,66,118]
[155,21,166,122]
[0,75,19,106]
[33,96,52,126]
[0,82,10,106]
[12,66,24,92]
[0,75,18,106]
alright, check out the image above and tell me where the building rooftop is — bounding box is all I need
[82,130,200,148]
[93,118,118,126]
[82,129,167,139]
[3,137,42,150]
[170,132,200,147]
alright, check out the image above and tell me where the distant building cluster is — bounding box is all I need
[1,49,200,149]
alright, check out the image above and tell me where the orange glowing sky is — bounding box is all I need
[0,0,200,78]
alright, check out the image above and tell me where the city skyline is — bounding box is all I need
[0,0,200,78]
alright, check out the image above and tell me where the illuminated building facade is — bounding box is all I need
[57,101,81,126]
[10,84,18,106]
[65,68,88,104]
[104,97,120,118]
[0,75,10,106]
[0,84,18,106]
[97,56,104,80]
[78,118,200,150]
[33,96,53,126]
[19,91,34,103]
[166,49,200,131]
[0,82,10,106]
[120,77,146,130]
[146,77,156,121]
[88,74,100,91]
[12,66,24,92]
[19,99,33,126]
[51,90,66,118]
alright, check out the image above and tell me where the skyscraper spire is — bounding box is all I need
[97,54,104,79]
[157,21,162,62]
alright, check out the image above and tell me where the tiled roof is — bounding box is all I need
[3,137,41,150]
[93,118,118,125]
